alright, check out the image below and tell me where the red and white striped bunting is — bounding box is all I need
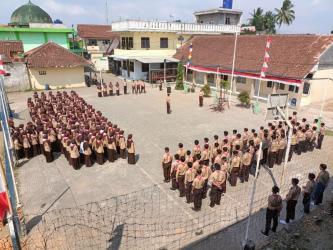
[260,37,272,78]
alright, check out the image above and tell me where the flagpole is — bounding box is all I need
[229,32,238,106]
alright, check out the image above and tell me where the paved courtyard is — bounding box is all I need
[7,75,333,249]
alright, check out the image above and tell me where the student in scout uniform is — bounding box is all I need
[109,82,113,96]
[123,80,128,94]
[276,133,286,165]
[302,173,315,214]
[166,94,171,114]
[193,140,201,159]
[162,147,173,182]
[107,137,117,163]
[268,135,279,168]
[83,142,92,167]
[176,156,188,197]
[184,162,196,203]
[119,132,127,159]
[280,178,301,224]
[209,163,225,207]
[192,169,205,211]
[70,142,80,170]
[43,138,53,163]
[199,90,204,107]
[229,150,241,186]
[241,148,252,183]
[201,160,212,199]
[95,140,104,165]
[97,85,102,97]
[115,82,120,96]
[288,129,297,162]
[177,143,186,158]
[261,186,283,236]
[317,123,325,149]
[170,154,180,190]
[127,134,136,164]
[102,83,108,97]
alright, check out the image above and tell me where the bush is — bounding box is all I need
[201,84,211,97]
[175,62,184,90]
[238,91,251,106]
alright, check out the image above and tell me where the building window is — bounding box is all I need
[303,82,310,95]
[142,63,149,72]
[267,81,273,88]
[160,38,168,48]
[129,61,134,72]
[279,83,285,90]
[209,21,214,24]
[288,85,299,93]
[122,61,128,70]
[141,37,150,49]
[223,75,228,81]
[39,71,46,75]
[236,76,246,84]
[88,39,97,46]
[121,37,133,49]
[225,17,231,25]
[103,40,110,45]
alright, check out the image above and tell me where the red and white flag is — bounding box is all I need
[260,37,272,78]
[0,55,7,76]
[0,191,9,221]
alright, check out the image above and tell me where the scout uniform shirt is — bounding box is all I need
[176,162,188,179]
[127,141,135,154]
[192,145,201,156]
[278,138,287,150]
[230,155,241,171]
[209,170,226,188]
[184,168,196,185]
[269,140,279,153]
[162,152,173,164]
[267,194,283,211]
[201,148,210,162]
[242,152,252,166]
[316,170,330,187]
[201,165,212,180]
[70,145,80,159]
[303,180,315,195]
[119,136,126,150]
[177,148,186,158]
[286,185,301,201]
[192,175,205,190]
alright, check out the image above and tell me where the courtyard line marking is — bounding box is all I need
[137,164,195,220]
[223,192,243,207]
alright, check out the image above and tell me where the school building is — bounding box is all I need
[109,3,242,82]
[174,35,333,108]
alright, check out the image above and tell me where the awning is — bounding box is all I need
[110,55,179,64]
[187,65,303,86]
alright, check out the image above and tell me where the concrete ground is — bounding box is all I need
[7,74,333,249]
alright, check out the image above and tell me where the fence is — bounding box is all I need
[22,139,333,250]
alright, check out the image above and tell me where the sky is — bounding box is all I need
[0,0,332,34]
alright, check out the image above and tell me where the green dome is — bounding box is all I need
[10,0,53,26]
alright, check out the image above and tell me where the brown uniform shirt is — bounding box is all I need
[185,168,196,184]
[177,148,186,158]
[270,140,279,153]
[267,194,283,211]
[162,153,173,164]
[286,185,301,201]
[242,152,252,166]
[209,170,226,188]
[192,175,205,189]
[201,165,212,180]
[316,170,330,186]
[176,162,188,179]
[303,180,315,194]
[128,142,135,154]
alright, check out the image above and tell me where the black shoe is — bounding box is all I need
[261,230,269,237]
[170,188,176,190]
[209,204,215,208]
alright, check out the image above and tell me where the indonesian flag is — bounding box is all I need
[0,191,9,221]
[260,37,272,79]
[0,56,7,75]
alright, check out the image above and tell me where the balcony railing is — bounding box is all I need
[112,20,240,34]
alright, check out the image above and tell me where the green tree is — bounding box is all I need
[219,80,229,99]
[249,8,265,32]
[275,0,295,27]
[201,84,211,97]
[237,91,251,107]
[263,11,277,34]
[175,62,184,90]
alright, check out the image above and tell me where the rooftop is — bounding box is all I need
[194,7,243,15]
[0,40,24,62]
[174,34,333,82]
[77,24,118,39]
[111,20,240,34]
[25,42,90,68]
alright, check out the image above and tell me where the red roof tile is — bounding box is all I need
[0,40,24,62]
[174,35,333,80]
[25,42,91,68]
[77,24,118,39]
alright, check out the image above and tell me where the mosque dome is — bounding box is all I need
[10,0,53,26]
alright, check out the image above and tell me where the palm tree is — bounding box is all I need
[275,0,295,27]
[249,8,265,32]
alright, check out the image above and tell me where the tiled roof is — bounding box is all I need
[0,40,24,62]
[25,42,91,68]
[77,24,118,39]
[174,35,333,80]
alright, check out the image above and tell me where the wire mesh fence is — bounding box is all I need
[21,138,333,250]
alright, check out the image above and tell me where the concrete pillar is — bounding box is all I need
[232,78,237,94]
[216,74,221,89]
[204,73,208,85]
[250,80,255,98]
[272,82,277,94]
[192,71,196,84]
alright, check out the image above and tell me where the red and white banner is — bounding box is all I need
[260,37,272,78]
[0,192,9,220]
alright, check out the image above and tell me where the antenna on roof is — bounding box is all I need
[105,0,109,24]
